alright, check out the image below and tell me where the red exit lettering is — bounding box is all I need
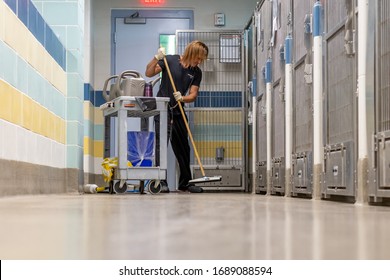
[140,0,166,5]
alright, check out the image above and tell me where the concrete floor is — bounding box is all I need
[0,192,389,260]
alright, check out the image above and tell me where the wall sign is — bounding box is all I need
[140,0,166,6]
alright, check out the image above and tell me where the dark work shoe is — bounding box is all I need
[178,186,188,192]
[160,185,170,193]
[188,185,203,193]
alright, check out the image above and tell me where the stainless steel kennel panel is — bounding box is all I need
[270,0,288,195]
[254,0,273,194]
[292,61,313,196]
[255,96,267,193]
[176,30,247,191]
[271,82,286,194]
[369,0,390,201]
[322,0,357,199]
[291,0,314,197]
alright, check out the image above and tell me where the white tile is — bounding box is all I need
[29,134,38,165]
[16,126,27,162]
[94,156,104,174]
[52,141,66,169]
[2,120,18,160]
[0,120,4,159]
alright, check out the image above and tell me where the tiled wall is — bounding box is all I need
[32,0,85,171]
[0,0,67,169]
[4,0,66,70]
[0,0,86,194]
[84,86,105,176]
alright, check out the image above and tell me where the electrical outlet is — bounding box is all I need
[214,13,225,26]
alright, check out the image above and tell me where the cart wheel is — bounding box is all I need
[148,180,161,194]
[114,181,127,194]
[109,181,114,194]
[139,180,145,195]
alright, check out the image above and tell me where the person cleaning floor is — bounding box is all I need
[145,40,209,193]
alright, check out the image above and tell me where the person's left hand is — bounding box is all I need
[173,91,183,102]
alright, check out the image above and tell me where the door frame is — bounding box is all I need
[111,9,194,75]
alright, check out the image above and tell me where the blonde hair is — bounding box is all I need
[180,40,208,68]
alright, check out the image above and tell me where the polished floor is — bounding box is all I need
[0,192,389,260]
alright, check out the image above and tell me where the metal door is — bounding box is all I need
[322,0,357,199]
[106,10,193,191]
[291,0,314,197]
[254,0,272,194]
[369,0,390,201]
[176,30,248,191]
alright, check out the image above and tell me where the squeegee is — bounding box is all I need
[163,56,222,184]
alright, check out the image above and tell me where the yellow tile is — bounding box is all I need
[35,44,46,75]
[4,6,29,60]
[30,101,40,134]
[93,141,104,158]
[0,2,5,41]
[41,109,50,138]
[84,102,92,120]
[196,141,242,158]
[28,37,39,72]
[11,87,22,126]
[47,111,55,139]
[57,117,65,144]
[194,111,242,124]
[94,106,105,125]
[52,62,67,95]
[60,120,66,144]
[0,80,13,121]
[3,5,17,50]
[22,95,33,131]
[53,116,61,143]
[84,137,94,155]
[43,51,54,84]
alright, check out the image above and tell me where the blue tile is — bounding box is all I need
[94,124,104,141]
[45,25,66,70]
[5,0,16,13]
[84,83,91,102]
[3,46,17,87]
[27,4,37,36]
[17,0,28,26]
[94,90,106,107]
[28,4,44,45]
[52,88,66,119]
[0,41,5,79]
[195,91,241,108]
[36,12,45,45]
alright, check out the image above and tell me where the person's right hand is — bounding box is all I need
[154,47,166,60]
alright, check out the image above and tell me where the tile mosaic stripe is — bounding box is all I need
[83,138,104,158]
[4,0,66,70]
[195,91,242,107]
[194,141,243,158]
[0,78,66,144]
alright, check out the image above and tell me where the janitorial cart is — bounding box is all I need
[101,95,169,194]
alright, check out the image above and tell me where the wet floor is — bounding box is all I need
[0,192,389,259]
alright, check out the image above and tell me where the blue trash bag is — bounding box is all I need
[127,131,154,167]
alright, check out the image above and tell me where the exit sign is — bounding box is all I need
[140,0,166,6]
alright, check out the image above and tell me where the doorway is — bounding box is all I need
[110,9,194,191]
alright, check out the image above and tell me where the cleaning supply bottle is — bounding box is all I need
[83,184,98,193]
[144,82,153,97]
[144,77,161,97]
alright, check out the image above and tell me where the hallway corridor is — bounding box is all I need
[0,192,389,260]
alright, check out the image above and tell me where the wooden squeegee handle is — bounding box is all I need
[162,56,206,177]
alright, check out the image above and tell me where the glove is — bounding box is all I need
[154,47,166,60]
[173,91,183,102]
